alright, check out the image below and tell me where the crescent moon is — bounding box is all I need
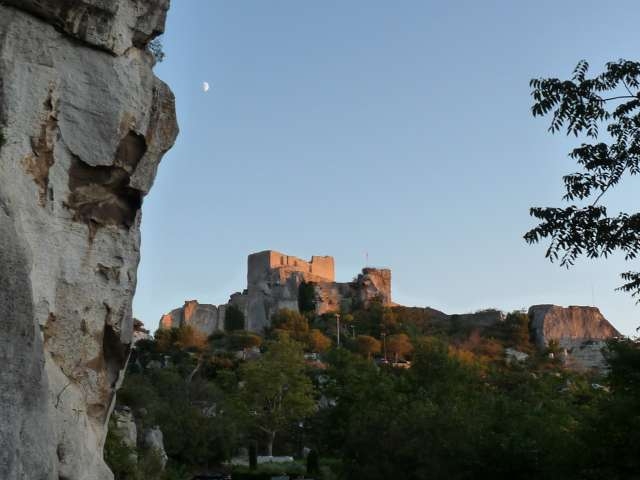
[203,82,210,92]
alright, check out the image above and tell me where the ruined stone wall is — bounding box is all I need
[245,251,334,331]
[0,2,178,478]
[249,250,335,284]
[159,295,253,336]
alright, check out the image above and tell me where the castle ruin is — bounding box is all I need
[159,250,392,334]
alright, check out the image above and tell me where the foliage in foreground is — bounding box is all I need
[526,59,640,302]
[109,310,640,479]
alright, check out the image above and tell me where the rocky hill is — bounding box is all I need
[158,251,622,372]
[0,2,177,479]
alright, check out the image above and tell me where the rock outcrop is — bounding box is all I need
[528,305,621,371]
[144,426,168,468]
[528,305,621,349]
[160,300,227,333]
[0,2,178,479]
[112,407,138,453]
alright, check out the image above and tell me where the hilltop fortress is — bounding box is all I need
[159,250,624,371]
[160,250,392,334]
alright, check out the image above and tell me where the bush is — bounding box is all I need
[104,421,137,479]
[147,37,165,63]
[233,461,305,477]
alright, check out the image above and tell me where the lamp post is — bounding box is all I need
[336,313,340,347]
[381,332,387,361]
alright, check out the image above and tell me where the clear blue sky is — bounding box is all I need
[133,0,640,336]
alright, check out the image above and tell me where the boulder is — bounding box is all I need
[144,426,168,469]
[112,407,137,451]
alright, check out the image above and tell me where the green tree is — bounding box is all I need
[497,311,533,353]
[525,59,640,301]
[224,304,246,331]
[355,335,381,359]
[577,338,640,478]
[237,336,316,456]
[175,325,208,352]
[308,328,331,352]
[228,331,262,359]
[386,333,413,362]
[104,419,137,479]
[271,308,310,342]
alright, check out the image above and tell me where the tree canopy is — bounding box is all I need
[236,336,316,456]
[525,59,640,301]
[355,335,381,359]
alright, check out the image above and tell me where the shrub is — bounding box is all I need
[147,37,165,63]
[104,420,137,479]
[355,335,381,359]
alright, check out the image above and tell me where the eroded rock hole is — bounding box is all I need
[66,131,146,231]
[115,131,147,173]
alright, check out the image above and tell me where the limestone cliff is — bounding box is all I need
[160,300,228,334]
[528,304,621,349]
[0,2,178,479]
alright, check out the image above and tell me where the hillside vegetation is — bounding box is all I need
[107,302,640,479]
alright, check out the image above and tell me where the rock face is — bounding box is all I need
[528,305,621,349]
[112,407,137,452]
[144,426,168,468]
[160,300,227,334]
[0,2,178,479]
[244,251,337,331]
[160,250,393,334]
[529,305,621,371]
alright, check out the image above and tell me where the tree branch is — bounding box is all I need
[603,95,636,102]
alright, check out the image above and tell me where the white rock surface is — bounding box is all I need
[528,305,620,349]
[112,407,137,451]
[0,2,177,479]
[144,426,168,468]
